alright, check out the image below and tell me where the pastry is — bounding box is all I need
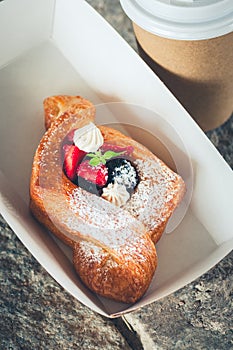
[43,95,95,130]
[30,95,185,303]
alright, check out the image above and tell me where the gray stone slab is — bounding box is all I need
[125,251,233,349]
[0,216,131,350]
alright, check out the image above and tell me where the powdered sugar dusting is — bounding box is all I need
[123,159,180,231]
[67,187,146,249]
[36,118,183,267]
[76,235,152,266]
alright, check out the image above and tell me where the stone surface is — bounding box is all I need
[0,216,131,350]
[127,253,233,349]
[0,1,233,349]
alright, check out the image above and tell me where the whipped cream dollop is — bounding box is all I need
[73,122,104,152]
[102,182,130,207]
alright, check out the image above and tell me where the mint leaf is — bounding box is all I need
[89,158,101,166]
[87,150,124,167]
[103,150,124,160]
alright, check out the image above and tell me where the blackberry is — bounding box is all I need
[106,158,139,193]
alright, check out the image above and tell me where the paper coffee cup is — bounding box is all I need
[120,0,233,130]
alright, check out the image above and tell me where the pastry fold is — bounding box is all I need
[30,95,185,303]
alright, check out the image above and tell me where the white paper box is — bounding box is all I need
[0,0,232,318]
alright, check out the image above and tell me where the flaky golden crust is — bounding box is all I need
[73,238,157,303]
[43,95,95,130]
[30,95,185,303]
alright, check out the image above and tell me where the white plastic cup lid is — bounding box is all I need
[120,0,233,40]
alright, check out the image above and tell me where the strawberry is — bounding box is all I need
[100,143,134,156]
[76,160,108,187]
[63,144,86,181]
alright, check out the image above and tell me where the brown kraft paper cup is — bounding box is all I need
[133,23,233,131]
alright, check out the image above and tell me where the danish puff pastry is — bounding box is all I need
[30,95,185,303]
